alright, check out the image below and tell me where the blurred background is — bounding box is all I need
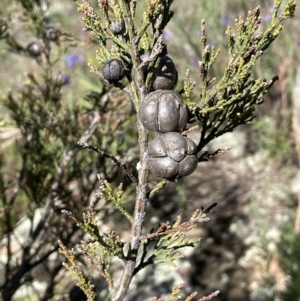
[0,0,299,300]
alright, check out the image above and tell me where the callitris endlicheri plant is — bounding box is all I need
[0,0,137,300]
[51,0,295,300]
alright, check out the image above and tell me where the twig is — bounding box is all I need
[181,125,199,136]
[112,121,149,301]
[140,220,196,241]
[137,35,165,70]
[203,203,217,214]
[148,179,169,199]
[139,206,213,241]
[198,147,231,162]
[77,142,138,184]
[197,290,220,301]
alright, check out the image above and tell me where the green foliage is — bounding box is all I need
[59,240,97,301]
[187,2,295,152]
[152,283,219,301]
[59,202,212,299]
[0,0,297,300]
[0,0,137,299]
[62,0,296,300]
[277,219,300,301]
[254,116,294,164]
[59,203,127,300]
[257,216,300,301]
[137,210,209,268]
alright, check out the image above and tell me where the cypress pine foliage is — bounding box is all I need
[0,0,296,300]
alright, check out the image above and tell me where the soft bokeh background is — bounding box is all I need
[0,0,299,300]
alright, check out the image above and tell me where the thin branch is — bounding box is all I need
[148,179,169,199]
[112,121,149,301]
[197,290,220,301]
[139,217,202,241]
[77,142,138,184]
[198,147,231,162]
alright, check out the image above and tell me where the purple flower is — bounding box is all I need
[58,74,70,86]
[264,13,272,22]
[221,16,230,26]
[66,53,83,68]
[264,4,275,22]
[195,30,201,37]
[163,30,172,41]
